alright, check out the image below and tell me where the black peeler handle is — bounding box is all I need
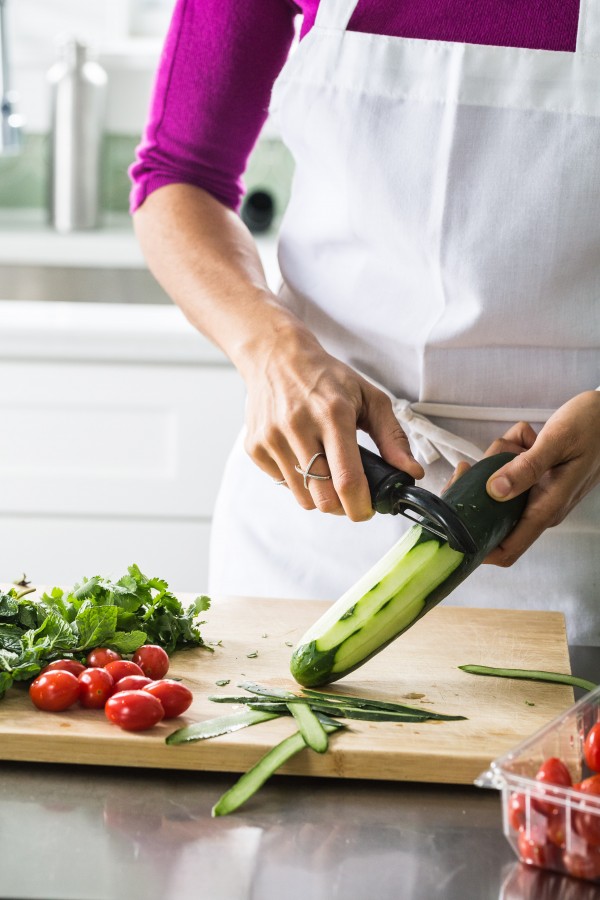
[358,445,415,514]
[358,444,478,554]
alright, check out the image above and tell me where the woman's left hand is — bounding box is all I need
[477,390,600,566]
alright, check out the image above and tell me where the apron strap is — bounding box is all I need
[576,0,600,56]
[359,371,557,467]
[314,0,361,32]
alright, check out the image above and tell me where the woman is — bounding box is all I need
[131,1,600,643]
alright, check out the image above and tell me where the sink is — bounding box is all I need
[0,264,171,304]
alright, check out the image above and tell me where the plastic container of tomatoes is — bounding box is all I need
[477,685,600,883]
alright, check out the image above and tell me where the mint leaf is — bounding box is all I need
[108,630,147,653]
[0,624,24,654]
[0,592,19,618]
[75,606,118,650]
[0,671,13,699]
[22,611,77,655]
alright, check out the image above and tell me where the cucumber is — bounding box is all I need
[290,452,527,687]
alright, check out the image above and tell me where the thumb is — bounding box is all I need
[486,446,551,501]
[364,390,425,480]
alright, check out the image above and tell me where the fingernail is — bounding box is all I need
[489,476,511,499]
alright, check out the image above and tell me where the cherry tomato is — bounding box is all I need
[40,659,86,678]
[517,830,554,869]
[563,846,600,880]
[112,675,153,693]
[576,775,600,794]
[573,775,600,847]
[104,660,145,683]
[508,792,528,832]
[143,680,193,718]
[533,757,572,816]
[132,645,169,680]
[78,667,114,709]
[584,723,600,774]
[29,670,81,711]
[546,810,567,849]
[105,690,164,731]
[86,647,121,667]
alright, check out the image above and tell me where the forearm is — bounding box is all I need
[133,183,306,377]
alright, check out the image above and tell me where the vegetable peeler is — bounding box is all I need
[359,445,478,554]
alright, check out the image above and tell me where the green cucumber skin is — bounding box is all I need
[291,453,528,688]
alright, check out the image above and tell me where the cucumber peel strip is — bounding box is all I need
[210,684,465,722]
[166,708,278,745]
[286,702,329,752]
[459,664,597,694]
[300,688,463,721]
[211,721,344,817]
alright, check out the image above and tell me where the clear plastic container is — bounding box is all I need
[477,685,600,883]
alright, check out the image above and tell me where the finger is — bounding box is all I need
[291,443,344,515]
[442,461,471,493]
[486,434,558,502]
[484,421,538,459]
[360,389,424,480]
[483,477,575,566]
[247,433,316,510]
[322,423,374,521]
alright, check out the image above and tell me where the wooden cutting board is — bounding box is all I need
[0,596,574,784]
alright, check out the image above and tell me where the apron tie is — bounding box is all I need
[389,396,484,467]
[361,372,484,467]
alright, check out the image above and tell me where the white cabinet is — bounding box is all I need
[0,302,247,593]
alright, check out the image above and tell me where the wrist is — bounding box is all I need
[231,293,318,380]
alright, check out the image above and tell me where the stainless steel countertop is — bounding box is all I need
[1,647,597,900]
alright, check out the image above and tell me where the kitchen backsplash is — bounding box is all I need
[0,133,294,222]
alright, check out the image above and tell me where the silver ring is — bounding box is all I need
[273,478,286,486]
[294,452,332,490]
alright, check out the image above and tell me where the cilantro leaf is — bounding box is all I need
[74,607,119,650]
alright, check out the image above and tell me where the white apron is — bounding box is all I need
[210,0,600,645]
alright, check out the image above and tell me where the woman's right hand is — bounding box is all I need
[239,320,423,520]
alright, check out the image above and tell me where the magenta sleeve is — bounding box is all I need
[129,0,298,213]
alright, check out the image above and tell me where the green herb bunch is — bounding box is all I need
[0,564,210,699]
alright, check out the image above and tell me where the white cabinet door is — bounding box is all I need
[0,361,246,517]
[0,358,246,590]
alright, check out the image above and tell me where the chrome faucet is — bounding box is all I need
[0,0,23,155]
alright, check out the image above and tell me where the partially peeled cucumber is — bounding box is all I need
[290,452,528,687]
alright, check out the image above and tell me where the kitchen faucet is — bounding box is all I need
[0,0,23,155]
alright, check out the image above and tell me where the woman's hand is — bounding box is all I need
[480,390,600,566]
[240,321,423,520]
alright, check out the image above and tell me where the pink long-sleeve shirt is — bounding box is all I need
[129,0,580,214]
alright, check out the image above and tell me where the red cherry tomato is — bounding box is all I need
[573,775,600,847]
[78,667,114,709]
[143,680,193,718]
[508,792,527,832]
[546,810,567,849]
[40,659,86,678]
[112,675,153,693]
[517,830,553,869]
[86,647,121,667]
[104,660,145,683]
[576,775,600,795]
[563,846,600,880]
[105,690,164,731]
[132,645,169,680]
[29,670,81,711]
[584,723,600,774]
[533,757,572,816]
